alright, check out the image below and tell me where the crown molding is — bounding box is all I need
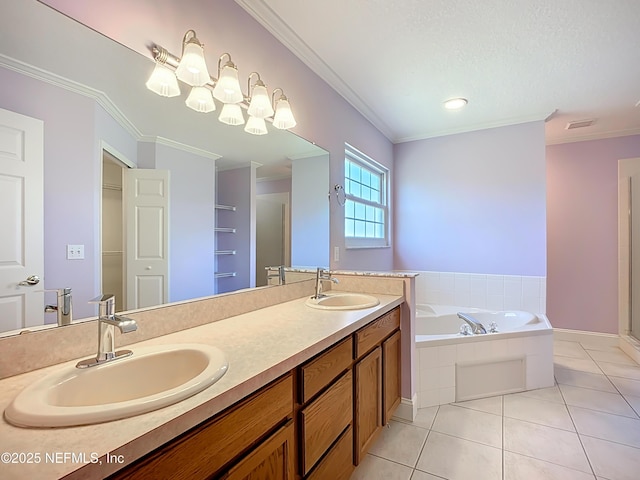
[0,53,226,160]
[234,0,395,141]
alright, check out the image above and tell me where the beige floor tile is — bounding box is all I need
[581,435,640,480]
[554,341,590,359]
[369,420,429,467]
[452,395,503,415]
[581,343,625,353]
[569,406,640,448]
[513,385,565,404]
[609,375,640,397]
[410,470,445,480]
[395,406,439,430]
[554,356,602,374]
[588,349,637,366]
[431,404,502,448]
[504,394,575,431]
[623,394,640,416]
[350,454,413,480]
[504,451,596,480]
[416,431,502,480]
[503,417,592,473]
[598,362,640,381]
[559,384,638,418]
[554,367,617,393]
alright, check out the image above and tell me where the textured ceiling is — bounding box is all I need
[237,0,640,144]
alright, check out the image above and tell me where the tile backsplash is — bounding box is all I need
[406,271,546,314]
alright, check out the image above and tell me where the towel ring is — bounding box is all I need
[333,184,346,206]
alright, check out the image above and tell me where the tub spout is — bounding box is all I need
[457,312,487,334]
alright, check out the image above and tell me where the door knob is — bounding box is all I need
[19,275,40,286]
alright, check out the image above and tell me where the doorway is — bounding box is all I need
[102,151,127,312]
[618,157,640,343]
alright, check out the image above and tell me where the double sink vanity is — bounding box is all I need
[0,272,412,479]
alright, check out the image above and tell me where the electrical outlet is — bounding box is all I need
[67,244,84,260]
[333,246,340,262]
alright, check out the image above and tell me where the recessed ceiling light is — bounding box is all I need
[444,98,468,110]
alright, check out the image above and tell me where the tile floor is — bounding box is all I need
[351,340,640,480]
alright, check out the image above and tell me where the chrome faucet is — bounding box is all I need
[313,267,339,299]
[76,294,137,369]
[266,265,286,285]
[457,312,487,334]
[44,287,73,326]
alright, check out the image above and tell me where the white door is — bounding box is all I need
[0,108,44,332]
[124,168,169,310]
[631,173,640,340]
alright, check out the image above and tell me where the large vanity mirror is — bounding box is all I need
[0,1,329,336]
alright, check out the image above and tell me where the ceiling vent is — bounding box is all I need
[565,119,596,130]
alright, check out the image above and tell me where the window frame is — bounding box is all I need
[344,143,390,249]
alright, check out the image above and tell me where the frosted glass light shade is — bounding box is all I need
[247,84,274,118]
[244,116,268,135]
[218,103,245,126]
[146,63,180,97]
[175,42,210,86]
[273,98,296,130]
[186,86,216,113]
[213,65,243,104]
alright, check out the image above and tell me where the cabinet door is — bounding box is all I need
[354,346,382,465]
[222,421,295,480]
[383,330,401,425]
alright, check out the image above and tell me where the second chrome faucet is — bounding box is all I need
[76,294,137,369]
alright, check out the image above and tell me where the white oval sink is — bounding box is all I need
[305,293,380,310]
[4,344,228,428]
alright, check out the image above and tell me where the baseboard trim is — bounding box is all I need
[620,335,640,364]
[392,394,417,422]
[553,328,619,347]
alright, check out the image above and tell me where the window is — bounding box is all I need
[344,144,389,248]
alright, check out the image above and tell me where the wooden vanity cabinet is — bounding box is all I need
[353,306,401,465]
[297,337,354,478]
[110,305,402,480]
[109,374,294,480]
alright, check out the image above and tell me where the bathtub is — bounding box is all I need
[415,304,554,407]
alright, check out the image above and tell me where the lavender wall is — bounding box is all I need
[394,121,547,276]
[547,135,640,333]
[0,67,116,319]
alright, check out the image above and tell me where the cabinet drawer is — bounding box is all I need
[222,420,295,480]
[299,337,352,403]
[112,374,293,480]
[355,307,400,358]
[300,370,353,475]
[306,426,354,480]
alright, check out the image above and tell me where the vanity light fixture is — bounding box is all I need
[145,63,181,98]
[244,116,268,135]
[185,86,216,113]
[175,30,210,86]
[443,97,468,110]
[272,89,297,130]
[212,54,243,104]
[146,30,297,135]
[247,72,274,119]
[219,103,245,126]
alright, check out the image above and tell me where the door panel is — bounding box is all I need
[631,174,640,340]
[0,108,44,332]
[124,169,169,310]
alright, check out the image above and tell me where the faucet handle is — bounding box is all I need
[89,294,115,318]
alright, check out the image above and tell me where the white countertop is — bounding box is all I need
[0,292,403,479]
